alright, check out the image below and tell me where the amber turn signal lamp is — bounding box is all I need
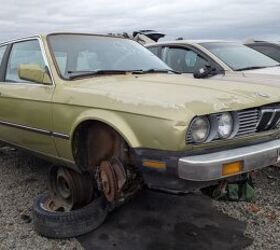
[222,161,243,176]
[143,160,166,169]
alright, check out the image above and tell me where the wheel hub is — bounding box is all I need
[49,166,94,211]
[99,158,127,202]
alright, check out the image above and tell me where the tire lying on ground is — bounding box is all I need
[33,194,108,238]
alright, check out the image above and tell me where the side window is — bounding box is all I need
[147,46,159,57]
[5,40,45,83]
[0,46,7,66]
[162,47,208,73]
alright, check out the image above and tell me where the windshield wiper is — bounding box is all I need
[68,68,180,79]
[68,70,128,79]
[236,66,271,71]
[131,68,181,74]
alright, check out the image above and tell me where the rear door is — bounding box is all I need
[0,39,57,156]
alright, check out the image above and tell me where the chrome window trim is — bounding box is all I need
[38,37,55,85]
[0,36,55,86]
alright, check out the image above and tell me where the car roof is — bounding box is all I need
[145,39,238,46]
[245,40,280,46]
[0,32,128,46]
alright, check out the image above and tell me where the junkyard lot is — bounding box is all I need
[0,148,83,250]
[0,147,279,250]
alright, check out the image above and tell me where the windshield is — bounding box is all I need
[199,42,279,71]
[48,34,170,79]
[246,43,280,63]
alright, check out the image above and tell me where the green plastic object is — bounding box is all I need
[211,177,255,202]
[240,182,255,201]
[227,184,240,201]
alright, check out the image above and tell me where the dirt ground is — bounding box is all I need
[0,147,279,250]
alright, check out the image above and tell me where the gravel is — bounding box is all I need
[0,147,83,250]
[213,166,280,250]
[0,146,279,250]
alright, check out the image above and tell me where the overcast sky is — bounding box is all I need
[0,0,279,42]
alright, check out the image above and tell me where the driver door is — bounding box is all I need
[0,39,57,156]
[161,46,210,76]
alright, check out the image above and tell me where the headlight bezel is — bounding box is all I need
[189,116,211,143]
[217,112,234,139]
[187,111,238,144]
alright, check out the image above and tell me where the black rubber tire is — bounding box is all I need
[33,194,108,238]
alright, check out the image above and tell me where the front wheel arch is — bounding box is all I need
[71,119,133,172]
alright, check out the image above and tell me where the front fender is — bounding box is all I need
[70,109,141,148]
[53,106,188,165]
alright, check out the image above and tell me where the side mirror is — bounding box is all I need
[193,66,210,79]
[18,64,52,85]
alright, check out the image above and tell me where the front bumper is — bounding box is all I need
[178,139,280,181]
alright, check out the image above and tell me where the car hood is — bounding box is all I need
[242,66,280,76]
[214,68,280,88]
[63,74,280,121]
[241,66,280,79]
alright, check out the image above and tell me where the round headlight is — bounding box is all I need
[190,116,210,143]
[217,112,233,139]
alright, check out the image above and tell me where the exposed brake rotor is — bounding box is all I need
[99,158,127,202]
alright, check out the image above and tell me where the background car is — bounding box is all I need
[145,39,280,79]
[245,40,280,63]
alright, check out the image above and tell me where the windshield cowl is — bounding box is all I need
[67,68,179,80]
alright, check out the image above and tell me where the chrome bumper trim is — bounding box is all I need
[178,139,280,181]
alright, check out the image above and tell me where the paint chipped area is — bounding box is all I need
[63,74,280,120]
